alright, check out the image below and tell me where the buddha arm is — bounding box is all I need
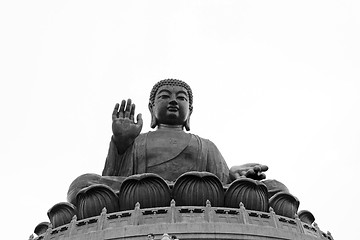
[102,138,122,176]
[112,135,135,155]
[102,134,146,177]
[102,137,135,176]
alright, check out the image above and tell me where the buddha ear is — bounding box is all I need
[148,102,158,129]
[184,109,193,131]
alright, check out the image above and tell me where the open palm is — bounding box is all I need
[112,99,143,145]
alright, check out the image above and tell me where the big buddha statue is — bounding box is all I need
[67,79,268,205]
[33,79,333,240]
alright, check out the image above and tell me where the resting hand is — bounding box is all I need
[112,99,143,152]
[229,163,268,181]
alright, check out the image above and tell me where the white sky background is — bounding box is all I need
[0,1,359,239]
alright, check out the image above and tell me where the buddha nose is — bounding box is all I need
[169,98,178,105]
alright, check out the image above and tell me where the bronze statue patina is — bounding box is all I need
[35,79,333,240]
[104,79,267,181]
[67,79,268,204]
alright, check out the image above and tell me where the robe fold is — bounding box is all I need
[102,132,230,183]
[68,132,230,204]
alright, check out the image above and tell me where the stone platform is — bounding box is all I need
[34,201,333,240]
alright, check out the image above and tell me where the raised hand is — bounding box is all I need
[229,163,268,181]
[112,99,143,154]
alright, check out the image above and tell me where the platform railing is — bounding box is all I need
[33,200,333,240]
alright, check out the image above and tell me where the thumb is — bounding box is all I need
[136,113,143,126]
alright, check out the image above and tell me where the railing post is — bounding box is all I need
[97,207,107,230]
[43,224,52,240]
[294,214,305,234]
[170,199,177,223]
[204,200,213,223]
[131,202,141,225]
[67,215,77,237]
[239,202,249,224]
[269,207,279,229]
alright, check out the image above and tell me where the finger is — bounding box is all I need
[130,103,135,120]
[258,173,266,180]
[245,169,255,178]
[119,100,126,118]
[233,172,241,179]
[260,165,269,172]
[136,113,143,126]
[124,99,132,118]
[253,165,261,172]
[112,103,119,120]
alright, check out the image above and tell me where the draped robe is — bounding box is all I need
[102,131,230,183]
[67,131,230,205]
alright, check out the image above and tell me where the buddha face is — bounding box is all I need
[151,85,191,127]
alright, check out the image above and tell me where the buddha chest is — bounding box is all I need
[145,130,200,180]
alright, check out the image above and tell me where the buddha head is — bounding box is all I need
[149,79,193,130]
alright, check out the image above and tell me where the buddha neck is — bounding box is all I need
[157,124,184,131]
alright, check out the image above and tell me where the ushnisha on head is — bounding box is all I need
[149,79,193,131]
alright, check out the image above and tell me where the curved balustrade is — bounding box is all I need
[33,200,333,240]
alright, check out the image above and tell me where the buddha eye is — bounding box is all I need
[177,96,187,101]
[159,94,170,99]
